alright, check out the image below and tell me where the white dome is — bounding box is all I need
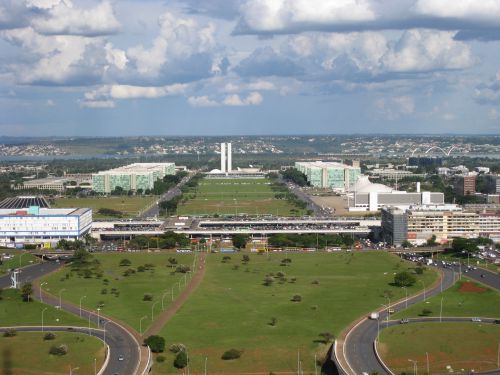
[354,176,393,193]
[209,169,223,174]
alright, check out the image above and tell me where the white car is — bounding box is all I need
[471,317,482,322]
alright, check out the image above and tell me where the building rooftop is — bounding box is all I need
[0,196,50,209]
[0,207,91,216]
[94,162,175,175]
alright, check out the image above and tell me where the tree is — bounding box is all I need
[221,349,243,360]
[263,276,274,286]
[21,282,33,302]
[242,255,250,263]
[318,332,334,344]
[401,240,413,248]
[393,272,416,287]
[119,258,132,267]
[174,350,188,369]
[232,234,249,249]
[451,237,479,253]
[144,335,166,353]
[426,235,438,247]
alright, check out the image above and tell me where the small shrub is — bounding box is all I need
[311,280,319,285]
[123,268,135,277]
[232,265,239,270]
[420,308,432,316]
[269,317,277,326]
[101,288,107,295]
[291,294,302,302]
[49,344,68,356]
[221,349,243,360]
[415,267,424,275]
[83,269,93,278]
[175,265,191,273]
[263,276,274,286]
[3,329,17,337]
[137,265,146,272]
[222,256,231,263]
[276,271,286,278]
[143,293,153,301]
[44,332,56,340]
[290,277,297,283]
[119,258,131,267]
[174,350,188,368]
[156,355,166,363]
[169,343,186,354]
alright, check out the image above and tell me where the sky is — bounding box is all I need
[0,0,500,136]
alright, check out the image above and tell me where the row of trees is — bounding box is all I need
[267,233,355,248]
[128,231,190,250]
[280,168,309,186]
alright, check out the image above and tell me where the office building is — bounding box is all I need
[0,207,92,247]
[382,205,499,246]
[218,142,232,173]
[454,175,476,196]
[92,163,175,193]
[408,157,442,168]
[294,161,361,191]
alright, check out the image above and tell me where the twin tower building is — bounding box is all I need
[220,142,232,173]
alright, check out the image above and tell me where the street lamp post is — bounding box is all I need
[171,286,174,301]
[97,308,101,329]
[40,282,47,303]
[140,315,148,336]
[426,352,430,374]
[152,301,159,320]
[419,280,426,301]
[162,292,169,310]
[79,296,86,317]
[403,286,408,309]
[440,297,444,323]
[204,356,208,375]
[58,288,66,308]
[69,366,79,375]
[103,321,111,348]
[94,358,97,375]
[19,252,27,268]
[88,312,92,335]
[408,359,417,375]
[41,307,48,333]
[178,279,182,292]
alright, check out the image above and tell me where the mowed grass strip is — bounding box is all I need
[0,288,91,327]
[42,252,194,332]
[379,322,500,374]
[178,178,306,216]
[52,196,157,219]
[0,331,105,375]
[154,252,438,375]
[0,250,40,275]
[393,278,500,319]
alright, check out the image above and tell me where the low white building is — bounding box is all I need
[0,207,92,248]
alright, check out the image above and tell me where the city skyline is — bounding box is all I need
[1,0,500,136]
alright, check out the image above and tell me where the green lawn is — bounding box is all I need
[0,288,92,327]
[177,178,306,216]
[379,322,500,374]
[393,278,500,319]
[154,252,438,374]
[41,252,194,332]
[0,331,105,375]
[52,196,157,219]
[1,250,40,275]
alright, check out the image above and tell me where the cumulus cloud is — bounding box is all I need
[375,95,415,120]
[28,0,120,36]
[235,0,500,39]
[84,83,188,100]
[79,99,115,108]
[475,71,500,105]
[223,80,277,92]
[188,91,263,107]
[235,46,304,77]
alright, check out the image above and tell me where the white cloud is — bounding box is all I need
[79,99,115,108]
[223,91,263,106]
[46,99,54,106]
[414,0,500,21]
[127,12,216,77]
[188,95,219,107]
[223,80,276,92]
[188,91,264,107]
[84,83,188,100]
[381,30,474,72]
[375,95,415,120]
[29,0,120,36]
[475,71,500,105]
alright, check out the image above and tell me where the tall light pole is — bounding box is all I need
[440,297,444,323]
[41,307,48,333]
[103,321,111,348]
[97,308,101,329]
[178,279,182,292]
[40,282,47,303]
[426,352,430,375]
[162,292,169,310]
[204,356,208,375]
[403,286,408,309]
[152,301,159,320]
[69,366,79,375]
[419,280,426,301]
[140,315,148,336]
[408,359,417,375]
[88,312,92,335]
[19,252,27,268]
[58,288,66,308]
[94,358,97,375]
[314,353,318,375]
[79,295,86,317]
[171,286,174,301]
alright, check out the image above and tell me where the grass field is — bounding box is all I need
[0,331,105,375]
[379,322,500,374]
[393,278,500,319]
[52,196,157,219]
[177,178,306,216]
[1,250,40,275]
[153,252,438,375]
[41,252,194,332]
[0,288,92,327]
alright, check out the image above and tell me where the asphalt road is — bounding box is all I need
[282,178,331,217]
[341,264,500,375]
[139,173,194,218]
[0,261,142,375]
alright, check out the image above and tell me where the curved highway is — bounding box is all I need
[339,263,500,375]
[0,261,144,375]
